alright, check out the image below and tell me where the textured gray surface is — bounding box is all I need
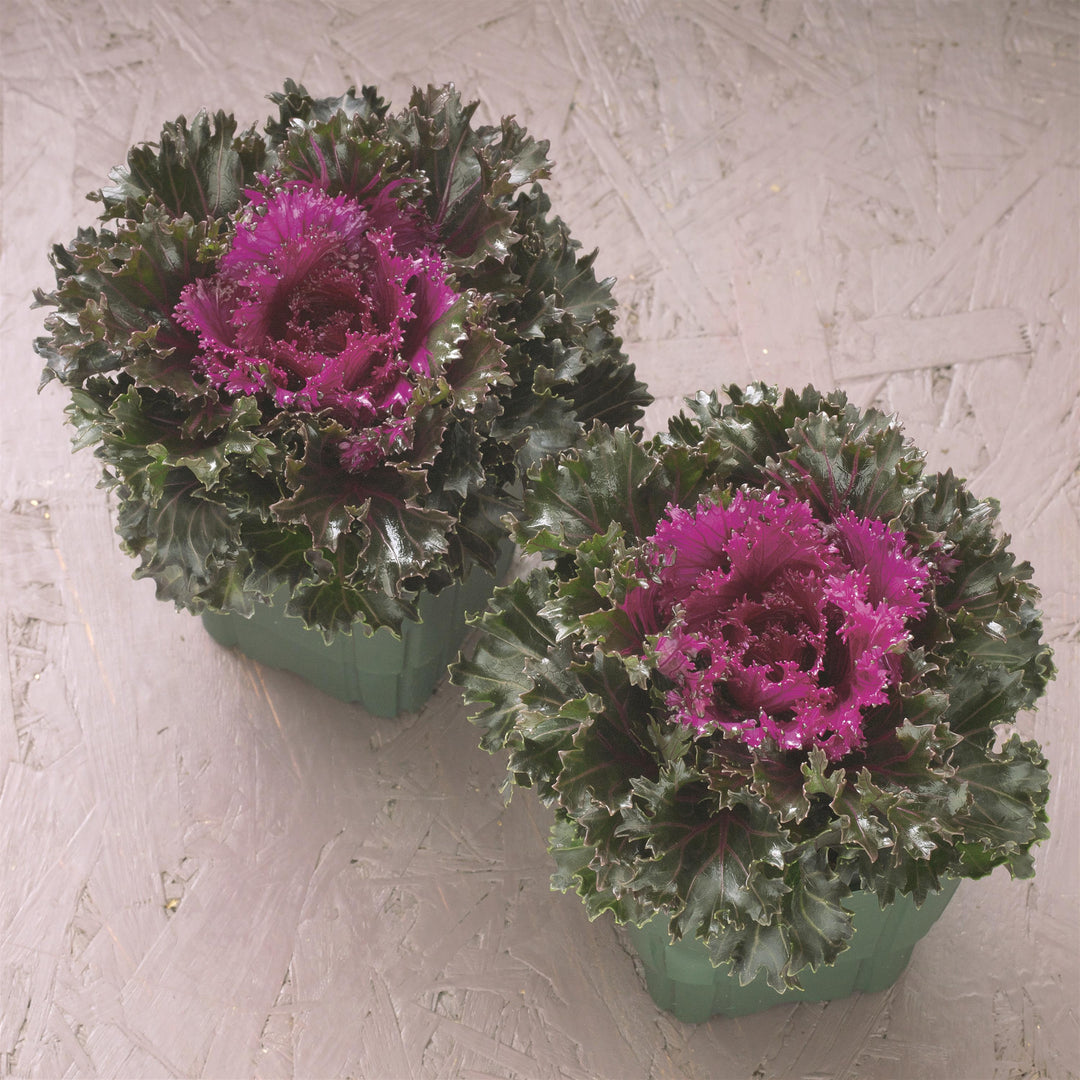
[1,2,1078,1077]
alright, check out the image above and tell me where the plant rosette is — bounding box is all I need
[453,384,1053,1016]
[35,81,649,664]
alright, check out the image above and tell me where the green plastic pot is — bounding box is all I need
[201,544,514,717]
[625,877,961,1023]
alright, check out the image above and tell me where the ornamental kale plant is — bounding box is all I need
[35,81,648,636]
[453,384,1053,991]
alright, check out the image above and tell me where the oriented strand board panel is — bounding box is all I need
[1,1,1077,1077]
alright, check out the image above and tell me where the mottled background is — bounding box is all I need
[1,2,1077,1078]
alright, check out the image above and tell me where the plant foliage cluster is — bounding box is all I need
[36,81,649,636]
[453,384,1053,990]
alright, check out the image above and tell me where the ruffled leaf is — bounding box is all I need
[516,424,669,555]
[98,110,266,222]
[451,570,568,752]
[287,561,421,640]
[773,407,925,523]
[555,653,656,817]
[549,813,646,923]
[704,848,867,992]
[619,773,790,934]
[392,85,549,265]
[951,734,1050,858]
[117,477,248,609]
[264,79,390,143]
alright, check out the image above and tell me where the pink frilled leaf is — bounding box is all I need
[833,512,929,616]
[647,498,752,591]
[174,182,459,473]
[626,491,933,760]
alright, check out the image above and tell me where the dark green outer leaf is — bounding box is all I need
[451,570,567,752]
[287,572,421,641]
[393,85,549,265]
[773,409,925,523]
[117,477,247,609]
[516,425,669,555]
[704,848,855,990]
[449,482,519,574]
[241,524,317,599]
[677,385,800,486]
[555,653,657,817]
[265,79,389,143]
[360,489,455,595]
[619,773,791,933]
[275,110,403,199]
[943,663,1029,745]
[443,309,509,411]
[827,771,896,861]
[491,381,583,474]
[549,813,647,923]
[99,110,265,222]
[777,850,855,980]
[749,752,816,824]
[951,734,1050,855]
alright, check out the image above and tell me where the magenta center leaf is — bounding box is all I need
[174,182,458,472]
[621,491,931,759]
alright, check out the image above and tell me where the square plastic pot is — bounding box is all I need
[200,544,514,717]
[624,877,961,1023]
